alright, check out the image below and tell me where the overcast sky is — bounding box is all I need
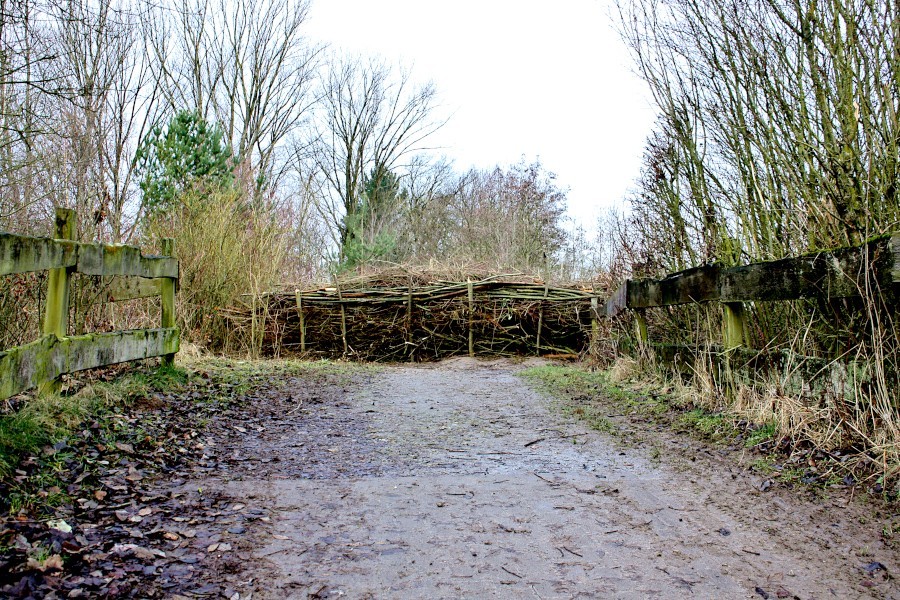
[306,0,656,226]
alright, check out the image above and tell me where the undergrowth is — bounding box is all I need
[0,357,373,501]
[0,364,189,485]
[519,360,897,499]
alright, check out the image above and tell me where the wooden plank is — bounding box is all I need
[609,236,896,312]
[0,328,180,400]
[604,282,628,316]
[1,235,177,279]
[720,239,889,302]
[719,257,818,302]
[628,265,720,308]
[105,277,161,301]
[77,243,178,279]
[0,233,77,275]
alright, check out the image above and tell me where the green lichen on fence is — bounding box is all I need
[0,208,179,399]
[0,329,179,399]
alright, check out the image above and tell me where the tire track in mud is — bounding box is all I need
[195,358,897,599]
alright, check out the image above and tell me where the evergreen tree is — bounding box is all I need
[135,110,234,215]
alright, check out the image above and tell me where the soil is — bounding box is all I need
[2,357,897,599]
[191,358,897,599]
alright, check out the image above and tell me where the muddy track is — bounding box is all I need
[188,358,897,599]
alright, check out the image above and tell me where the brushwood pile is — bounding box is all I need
[232,268,604,361]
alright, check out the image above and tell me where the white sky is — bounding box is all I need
[306,0,656,227]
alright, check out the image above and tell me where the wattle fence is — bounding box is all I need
[244,235,899,369]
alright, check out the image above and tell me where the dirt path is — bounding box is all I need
[185,358,897,599]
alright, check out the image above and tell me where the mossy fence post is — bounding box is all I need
[39,208,76,393]
[160,238,176,366]
[2,209,180,400]
[722,301,747,349]
[633,308,649,356]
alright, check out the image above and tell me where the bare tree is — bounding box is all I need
[147,0,320,195]
[447,160,567,272]
[0,0,65,230]
[616,0,900,265]
[310,55,443,261]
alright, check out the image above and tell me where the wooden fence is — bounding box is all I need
[243,278,599,361]
[603,234,900,353]
[0,208,179,399]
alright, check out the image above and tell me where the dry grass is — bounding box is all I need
[143,188,291,355]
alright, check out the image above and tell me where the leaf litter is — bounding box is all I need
[0,359,369,598]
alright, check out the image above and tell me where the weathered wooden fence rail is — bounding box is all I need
[0,208,179,399]
[603,234,900,350]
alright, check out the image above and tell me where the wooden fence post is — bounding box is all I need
[722,301,747,349]
[295,290,306,353]
[406,277,414,361]
[39,208,76,394]
[160,238,176,366]
[43,208,75,340]
[337,282,348,357]
[590,297,599,339]
[634,308,649,346]
[535,283,549,355]
[467,279,475,358]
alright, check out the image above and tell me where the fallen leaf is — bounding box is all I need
[47,519,72,534]
[94,490,107,501]
[163,532,180,541]
[26,554,64,572]
[272,534,289,540]
[863,561,887,574]
[207,543,220,552]
[138,507,153,517]
[111,543,165,560]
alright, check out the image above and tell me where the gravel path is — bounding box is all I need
[197,358,898,599]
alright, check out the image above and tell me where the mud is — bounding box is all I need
[194,358,898,599]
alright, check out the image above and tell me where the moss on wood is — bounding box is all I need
[0,329,180,400]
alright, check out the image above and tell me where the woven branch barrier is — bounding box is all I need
[231,275,601,361]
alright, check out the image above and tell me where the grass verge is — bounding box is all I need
[515,361,878,498]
